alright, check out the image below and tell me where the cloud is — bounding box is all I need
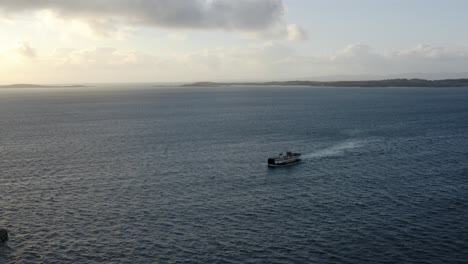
[0,0,286,32]
[332,44,374,59]
[327,44,388,73]
[3,43,468,83]
[50,47,160,68]
[16,41,36,58]
[0,42,298,82]
[383,44,468,75]
[325,44,468,77]
[167,33,188,41]
[242,23,308,42]
[392,44,468,60]
[287,24,308,42]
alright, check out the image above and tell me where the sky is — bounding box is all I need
[1,0,468,84]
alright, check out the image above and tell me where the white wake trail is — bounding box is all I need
[302,140,368,159]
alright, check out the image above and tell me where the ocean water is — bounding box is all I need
[0,85,467,263]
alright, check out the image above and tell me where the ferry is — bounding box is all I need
[268,152,301,166]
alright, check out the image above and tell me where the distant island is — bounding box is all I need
[0,84,89,89]
[184,79,468,88]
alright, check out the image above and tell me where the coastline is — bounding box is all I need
[183,78,468,88]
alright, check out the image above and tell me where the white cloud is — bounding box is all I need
[167,33,188,41]
[332,44,376,60]
[287,24,308,42]
[393,44,468,60]
[49,47,160,69]
[2,43,468,83]
[242,23,309,42]
[16,41,36,58]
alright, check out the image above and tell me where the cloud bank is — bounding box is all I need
[0,0,301,39]
[3,42,468,83]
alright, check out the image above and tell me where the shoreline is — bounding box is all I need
[182,78,468,88]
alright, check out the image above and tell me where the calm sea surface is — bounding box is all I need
[1,85,467,263]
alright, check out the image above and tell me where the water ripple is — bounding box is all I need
[1,86,467,263]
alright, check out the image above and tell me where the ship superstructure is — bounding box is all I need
[268,152,301,166]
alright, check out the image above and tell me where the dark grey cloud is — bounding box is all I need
[0,0,285,31]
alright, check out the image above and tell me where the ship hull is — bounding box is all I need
[267,158,301,167]
[267,152,302,167]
